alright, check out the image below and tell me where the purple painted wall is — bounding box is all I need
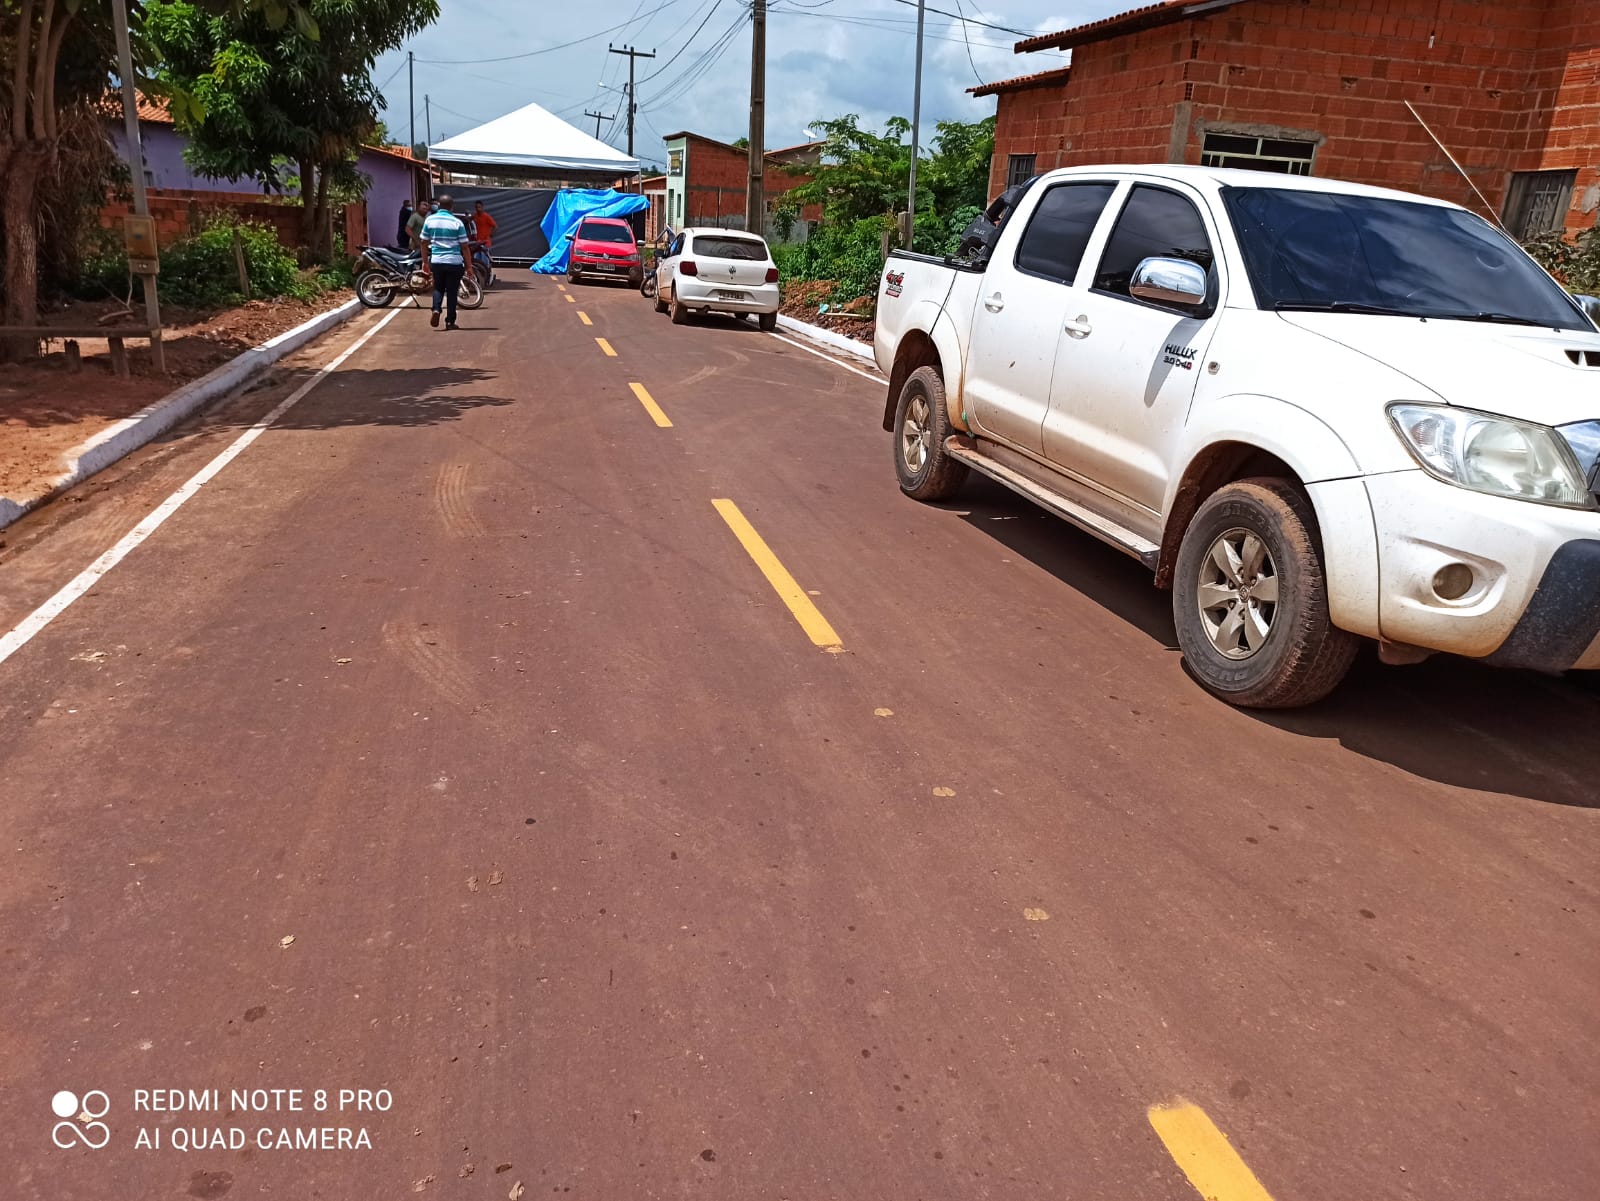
[108,120,426,248]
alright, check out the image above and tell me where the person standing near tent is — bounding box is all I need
[405,199,430,250]
[396,198,413,249]
[420,195,470,330]
[470,200,497,282]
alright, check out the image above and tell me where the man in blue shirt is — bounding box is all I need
[420,195,470,329]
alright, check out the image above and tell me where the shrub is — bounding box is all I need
[1523,227,1600,295]
[74,214,320,308]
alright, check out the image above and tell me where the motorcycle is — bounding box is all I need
[354,245,484,310]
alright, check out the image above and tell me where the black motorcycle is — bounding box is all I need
[354,245,483,310]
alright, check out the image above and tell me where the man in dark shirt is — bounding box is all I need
[397,199,413,249]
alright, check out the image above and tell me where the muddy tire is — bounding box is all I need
[670,294,691,325]
[892,366,968,502]
[758,310,778,332]
[1172,478,1358,709]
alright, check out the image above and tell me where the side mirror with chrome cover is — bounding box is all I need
[1574,294,1600,329]
[1129,256,1208,307]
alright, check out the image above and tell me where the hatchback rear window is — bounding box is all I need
[692,235,768,261]
[579,222,635,244]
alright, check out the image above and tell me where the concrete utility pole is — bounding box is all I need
[586,109,614,139]
[408,51,416,150]
[745,0,766,235]
[111,0,164,372]
[607,44,656,158]
[906,0,926,248]
[425,95,432,146]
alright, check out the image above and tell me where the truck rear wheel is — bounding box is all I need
[1172,478,1358,709]
[893,366,968,501]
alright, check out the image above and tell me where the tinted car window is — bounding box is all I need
[1014,183,1116,283]
[668,233,685,257]
[579,222,635,244]
[1222,187,1588,329]
[692,235,768,261]
[1094,185,1215,299]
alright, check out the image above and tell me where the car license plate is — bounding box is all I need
[716,289,743,301]
[600,263,621,272]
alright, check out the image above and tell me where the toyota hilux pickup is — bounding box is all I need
[874,165,1600,708]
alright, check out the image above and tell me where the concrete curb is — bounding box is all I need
[775,313,878,366]
[0,298,361,532]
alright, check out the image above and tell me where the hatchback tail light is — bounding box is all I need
[765,267,780,283]
[679,260,698,276]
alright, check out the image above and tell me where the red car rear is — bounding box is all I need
[566,217,642,286]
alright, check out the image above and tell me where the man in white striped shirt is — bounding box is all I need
[419,195,470,330]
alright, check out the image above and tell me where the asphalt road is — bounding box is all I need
[1,274,1595,1201]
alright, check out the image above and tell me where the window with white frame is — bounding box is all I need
[1201,132,1316,176]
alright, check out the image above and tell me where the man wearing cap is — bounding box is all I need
[420,195,470,330]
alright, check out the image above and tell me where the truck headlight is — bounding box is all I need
[1388,404,1593,508]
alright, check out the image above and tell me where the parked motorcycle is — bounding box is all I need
[354,245,484,310]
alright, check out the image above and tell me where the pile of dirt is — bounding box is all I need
[779,279,875,344]
[0,290,351,501]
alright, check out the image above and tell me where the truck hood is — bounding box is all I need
[1277,312,1600,427]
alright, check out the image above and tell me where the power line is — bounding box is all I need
[639,0,724,83]
[416,2,679,65]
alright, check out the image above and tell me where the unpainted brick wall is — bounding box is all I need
[98,189,360,252]
[683,136,821,227]
[987,0,1599,232]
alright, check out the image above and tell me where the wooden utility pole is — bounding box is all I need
[408,51,416,150]
[425,95,432,146]
[607,44,656,159]
[905,0,926,248]
[112,0,164,373]
[586,110,614,139]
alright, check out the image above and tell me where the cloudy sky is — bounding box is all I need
[372,1,1128,170]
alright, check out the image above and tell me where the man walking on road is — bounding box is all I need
[420,195,470,330]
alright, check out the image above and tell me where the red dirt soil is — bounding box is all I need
[779,279,875,344]
[0,291,351,501]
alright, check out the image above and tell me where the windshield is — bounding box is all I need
[1221,187,1588,330]
[578,222,635,244]
[692,235,768,261]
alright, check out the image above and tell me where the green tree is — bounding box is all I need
[144,0,437,260]
[785,114,918,225]
[0,0,316,358]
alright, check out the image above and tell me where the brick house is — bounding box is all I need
[661,131,823,240]
[973,0,1598,238]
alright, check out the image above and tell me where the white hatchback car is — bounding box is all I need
[655,227,781,330]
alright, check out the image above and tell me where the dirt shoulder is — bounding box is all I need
[0,290,352,500]
[779,279,875,344]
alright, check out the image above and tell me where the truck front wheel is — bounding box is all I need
[893,366,968,501]
[1172,478,1358,709]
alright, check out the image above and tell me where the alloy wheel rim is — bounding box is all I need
[1197,527,1280,660]
[902,395,931,473]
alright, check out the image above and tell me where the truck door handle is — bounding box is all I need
[1064,314,1092,339]
[983,293,1005,313]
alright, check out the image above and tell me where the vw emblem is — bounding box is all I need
[728,266,737,276]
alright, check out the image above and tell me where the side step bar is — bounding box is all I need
[944,436,1160,569]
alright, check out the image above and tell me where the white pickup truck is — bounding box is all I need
[875,165,1600,708]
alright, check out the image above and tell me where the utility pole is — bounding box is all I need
[745,0,766,235]
[585,109,614,139]
[906,0,926,247]
[408,50,415,150]
[111,0,164,372]
[425,95,432,146]
[608,43,655,189]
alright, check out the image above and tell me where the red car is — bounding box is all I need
[565,217,643,286]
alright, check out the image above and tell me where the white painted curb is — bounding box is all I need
[775,313,877,365]
[0,298,361,531]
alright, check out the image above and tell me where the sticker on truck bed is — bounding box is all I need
[1163,342,1197,370]
[885,270,905,299]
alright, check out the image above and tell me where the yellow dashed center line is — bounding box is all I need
[564,293,575,303]
[577,311,592,325]
[629,382,672,428]
[711,499,841,650]
[557,284,567,292]
[1148,1101,1276,1201]
[596,337,617,357]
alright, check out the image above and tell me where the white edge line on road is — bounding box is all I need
[766,332,884,384]
[0,308,403,669]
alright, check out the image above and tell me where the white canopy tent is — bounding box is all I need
[427,101,640,180]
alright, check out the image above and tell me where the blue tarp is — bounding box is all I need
[530,189,650,274]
